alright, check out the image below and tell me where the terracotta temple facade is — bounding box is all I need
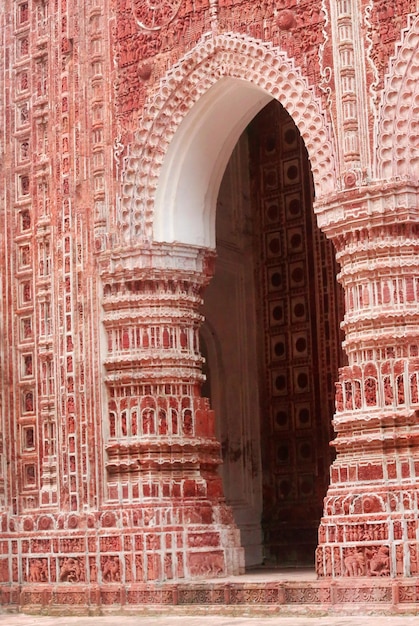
[1,0,419,611]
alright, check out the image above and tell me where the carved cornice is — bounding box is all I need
[315,180,419,237]
[105,438,221,475]
[99,242,216,283]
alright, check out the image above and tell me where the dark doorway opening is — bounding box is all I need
[202,100,345,568]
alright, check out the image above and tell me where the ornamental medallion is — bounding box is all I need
[132,0,182,31]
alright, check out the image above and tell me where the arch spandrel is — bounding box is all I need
[378,14,419,182]
[120,33,337,247]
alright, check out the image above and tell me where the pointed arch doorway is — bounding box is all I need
[140,39,343,574]
[201,100,345,568]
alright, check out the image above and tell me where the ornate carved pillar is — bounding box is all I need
[316,182,419,579]
[99,242,244,580]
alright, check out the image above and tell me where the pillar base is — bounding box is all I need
[0,505,244,590]
[5,574,419,614]
[317,463,419,578]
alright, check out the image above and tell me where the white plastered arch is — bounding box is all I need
[153,77,271,247]
[120,33,337,247]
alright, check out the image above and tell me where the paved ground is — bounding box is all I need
[2,615,419,626]
[1,570,418,624]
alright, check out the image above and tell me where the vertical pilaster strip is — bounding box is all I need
[0,0,8,513]
[329,0,371,186]
[34,0,57,508]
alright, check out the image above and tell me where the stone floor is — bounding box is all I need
[2,568,419,624]
[2,615,419,626]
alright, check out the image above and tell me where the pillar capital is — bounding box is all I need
[99,241,216,286]
[315,179,419,241]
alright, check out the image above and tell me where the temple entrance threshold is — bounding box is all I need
[145,62,419,594]
[202,100,344,569]
[7,567,419,616]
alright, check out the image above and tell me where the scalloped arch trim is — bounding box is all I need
[378,15,419,180]
[120,33,337,245]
